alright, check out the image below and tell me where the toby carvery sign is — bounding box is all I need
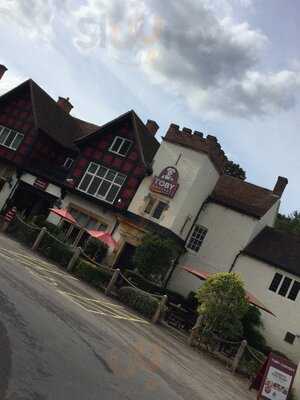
[150,166,179,198]
[256,353,297,400]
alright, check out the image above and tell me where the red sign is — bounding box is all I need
[150,166,179,198]
[33,178,49,191]
[255,353,297,400]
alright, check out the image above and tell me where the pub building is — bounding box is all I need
[1,67,300,363]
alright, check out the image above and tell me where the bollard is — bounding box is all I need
[188,314,203,346]
[67,247,82,272]
[32,227,47,251]
[152,295,168,324]
[232,339,247,373]
[105,268,120,297]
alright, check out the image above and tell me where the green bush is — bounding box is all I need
[33,217,62,236]
[7,218,39,247]
[118,286,159,319]
[74,259,114,287]
[123,270,188,305]
[38,232,74,268]
[84,237,108,262]
[133,233,180,283]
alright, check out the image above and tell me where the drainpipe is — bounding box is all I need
[163,250,184,289]
[164,198,209,289]
[229,251,242,273]
[184,197,209,246]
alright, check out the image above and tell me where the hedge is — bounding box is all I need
[7,217,40,247]
[118,286,159,319]
[32,216,62,236]
[37,231,74,268]
[122,270,187,306]
[73,259,114,288]
[84,238,108,262]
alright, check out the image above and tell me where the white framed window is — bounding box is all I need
[187,225,207,252]
[78,162,126,204]
[269,273,300,301]
[0,125,24,151]
[144,196,168,220]
[109,136,132,157]
[63,157,74,169]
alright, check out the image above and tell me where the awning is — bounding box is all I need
[49,208,78,225]
[87,230,117,249]
[183,266,276,317]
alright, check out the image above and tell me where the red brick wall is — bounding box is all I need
[72,121,146,209]
[0,92,36,166]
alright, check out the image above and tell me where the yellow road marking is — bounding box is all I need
[58,290,148,324]
[0,247,148,324]
[0,248,78,280]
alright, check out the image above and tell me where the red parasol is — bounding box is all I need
[49,208,77,225]
[87,230,117,249]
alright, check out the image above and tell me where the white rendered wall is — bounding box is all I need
[129,140,220,239]
[234,254,300,363]
[249,201,280,242]
[168,203,257,295]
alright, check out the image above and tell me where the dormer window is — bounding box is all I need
[0,125,24,151]
[109,136,132,157]
[63,157,74,169]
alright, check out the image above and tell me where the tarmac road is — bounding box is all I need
[0,234,256,400]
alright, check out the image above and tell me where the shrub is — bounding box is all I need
[7,217,39,247]
[33,217,62,236]
[133,233,180,283]
[122,270,187,305]
[196,272,249,340]
[83,237,108,262]
[74,260,114,287]
[38,232,74,268]
[242,306,267,353]
[118,286,159,319]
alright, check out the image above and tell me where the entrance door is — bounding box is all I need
[115,242,137,270]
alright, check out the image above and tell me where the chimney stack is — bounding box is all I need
[0,65,7,80]
[273,176,288,197]
[57,96,73,114]
[146,119,159,136]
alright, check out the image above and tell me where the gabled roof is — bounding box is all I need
[71,116,100,139]
[163,124,228,173]
[210,175,279,218]
[76,110,160,168]
[243,227,300,278]
[0,79,81,151]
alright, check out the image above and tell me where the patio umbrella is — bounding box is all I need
[183,266,276,317]
[87,230,117,249]
[49,208,78,225]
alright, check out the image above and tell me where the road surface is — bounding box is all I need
[0,234,255,400]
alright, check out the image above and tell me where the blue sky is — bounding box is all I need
[0,0,299,214]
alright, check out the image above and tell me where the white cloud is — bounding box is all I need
[71,0,300,118]
[0,0,70,40]
[0,70,24,96]
[1,0,300,118]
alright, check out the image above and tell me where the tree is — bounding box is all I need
[133,233,179,284]
[275,211,300,235]
[242,306,267,352]
[195,272,249,340]
[224,160,246,181]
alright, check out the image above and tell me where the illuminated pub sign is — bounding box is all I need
[150,166,179,198]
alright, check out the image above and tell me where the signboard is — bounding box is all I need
[33,178,49,191]
[256,353,297,400]
[150,166,179,198]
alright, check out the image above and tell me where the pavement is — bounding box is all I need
[0,233,257,400]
